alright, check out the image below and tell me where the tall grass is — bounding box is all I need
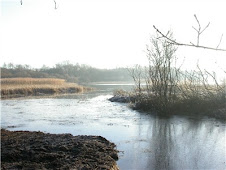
[1,78,65,86]
[1,78,88,98]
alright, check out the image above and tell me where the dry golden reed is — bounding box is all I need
[0,78,87,98]
[1,78,65,86]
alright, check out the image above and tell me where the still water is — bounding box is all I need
[1,83,226,170]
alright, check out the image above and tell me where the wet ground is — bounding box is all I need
[1,129,119,170]
[1,83,226,169]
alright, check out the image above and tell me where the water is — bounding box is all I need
[1,83,226,170]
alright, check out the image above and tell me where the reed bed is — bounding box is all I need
[1,78,88,98]
[1,78,65,85]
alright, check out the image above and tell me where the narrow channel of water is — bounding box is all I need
[1,84,225,169]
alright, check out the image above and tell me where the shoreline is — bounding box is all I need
[109,95,226,121]
[1,129,119,170]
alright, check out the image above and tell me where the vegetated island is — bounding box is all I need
[109,33,226,120]
[0,78,92,99]
[1,129,119,170]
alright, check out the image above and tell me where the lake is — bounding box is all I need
[1,83,225,170]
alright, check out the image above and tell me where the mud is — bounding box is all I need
[1,129,119,170]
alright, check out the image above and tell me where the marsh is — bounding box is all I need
[1,83,225,169]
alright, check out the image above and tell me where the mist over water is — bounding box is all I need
[1,83,225,170]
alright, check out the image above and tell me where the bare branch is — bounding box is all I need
[153,25,226,52]
[193,14,201,45]
[192,15,210,46]
[194,14,201,30]
[53,0,58,9]
[200,22,210,34]
[190,42,195,46]
[204,69,223,90]
[216,34,223,49]
[214,59,226,74]
[153,25,179,45]
[192,26,198,32]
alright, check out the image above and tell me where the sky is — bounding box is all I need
[1,0,226,77]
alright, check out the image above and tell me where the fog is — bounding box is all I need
[1,0,226,73]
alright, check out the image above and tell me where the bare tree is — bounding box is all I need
[146,32,180,108]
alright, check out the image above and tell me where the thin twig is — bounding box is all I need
[192,15,210,46]
[53,0,57,9]
[216,34,223,49]
[193,14,201,45]
[200,22,210,34]
[204,69,223,91]
[194,15,201,30]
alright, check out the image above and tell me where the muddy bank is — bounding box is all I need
[1,129,119,170]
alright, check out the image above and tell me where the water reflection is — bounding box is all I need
[150,118,173,169]
[143,116,226,170]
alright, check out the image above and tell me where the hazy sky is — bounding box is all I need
[1,0,226,73]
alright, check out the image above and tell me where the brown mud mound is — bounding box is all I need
[1,129,119,170]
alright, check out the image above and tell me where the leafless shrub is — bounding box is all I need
[128,32,225,115]
[144,32,180,110]
[127,65,144,95]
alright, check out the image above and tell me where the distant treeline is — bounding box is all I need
[1,62,133,83]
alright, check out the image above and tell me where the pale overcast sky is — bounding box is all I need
[1,0,226,75]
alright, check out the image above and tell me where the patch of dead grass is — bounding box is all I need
[0,78,89,98]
